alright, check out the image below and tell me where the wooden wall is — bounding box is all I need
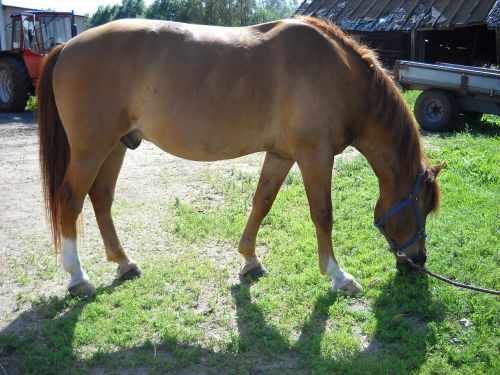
[347,26,499,68]
[349,31,411,68]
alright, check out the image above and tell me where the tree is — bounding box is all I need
[88,0,146,27]
[88,0,300,28]
[115,0,146,19]
[251,0,299,24]
[145,0,188,22]
[88,4,119,27]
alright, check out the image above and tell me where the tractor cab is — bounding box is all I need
[9,11,77,55]
[0,11,78,112]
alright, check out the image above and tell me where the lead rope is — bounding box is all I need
[400,254,500,295]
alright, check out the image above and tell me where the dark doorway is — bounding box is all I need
[351,31,411,69]
[423,25,497,66]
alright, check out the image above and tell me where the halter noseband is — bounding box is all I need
[374,170,500,296]
[374,169,427,256]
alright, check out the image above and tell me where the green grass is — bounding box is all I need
[25,96,37,111]
[1,98,499,374]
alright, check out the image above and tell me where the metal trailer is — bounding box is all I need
[394,60,500,131]
[0,0,5,51]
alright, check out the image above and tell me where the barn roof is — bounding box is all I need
[295,0,500,31]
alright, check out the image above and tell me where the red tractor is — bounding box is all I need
[0,11,78,112]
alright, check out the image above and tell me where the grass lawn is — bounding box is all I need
[0,92,499,374]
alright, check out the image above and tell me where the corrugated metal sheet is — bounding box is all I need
[295,0,500,31]
[487,0,500,25]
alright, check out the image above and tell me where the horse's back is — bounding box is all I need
[53,18,366,161]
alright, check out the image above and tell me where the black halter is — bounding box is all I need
[374,169,427,255]
[374,171,500,296]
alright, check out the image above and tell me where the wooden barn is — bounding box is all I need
[295,0,500,68]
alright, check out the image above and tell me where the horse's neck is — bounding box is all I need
[353,123,421,205]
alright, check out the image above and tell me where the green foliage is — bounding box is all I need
[89,0,299,27]
[115,0,146,19]
[25,95,37,111]
[88,0,146,27]
[144,0,188,22]
[1,99,499,373]
[88,4,120,27]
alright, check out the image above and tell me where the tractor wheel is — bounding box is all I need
[414,90,457,132]
[0,57,32,112]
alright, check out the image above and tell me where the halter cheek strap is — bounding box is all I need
[374,171,500,297]
[374,170,427,255]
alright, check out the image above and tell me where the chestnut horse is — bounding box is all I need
[37,17,443,298]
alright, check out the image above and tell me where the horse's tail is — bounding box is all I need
[37,44,67,252]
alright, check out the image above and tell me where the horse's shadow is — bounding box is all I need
[0,271,443,374]
[420,116,500,138]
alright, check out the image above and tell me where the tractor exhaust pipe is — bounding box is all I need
[71,11,77,37]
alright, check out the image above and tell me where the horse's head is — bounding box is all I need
[374,162,445,269]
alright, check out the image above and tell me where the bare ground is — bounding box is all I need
[0,112,266,333]
[0,112,360,335]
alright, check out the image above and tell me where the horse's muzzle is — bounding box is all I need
[396,251,427,271]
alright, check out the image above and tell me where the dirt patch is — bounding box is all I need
[0,113,265,332]
[0,113,361,334]
[348,299,370,313]
[351,325,382,355]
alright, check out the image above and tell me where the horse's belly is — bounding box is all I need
[139,120,264,162]
[152,138,261,161]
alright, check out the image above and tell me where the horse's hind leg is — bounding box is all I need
[239,152,294,277]
[88,143,143,281]
[297,153,363,296]
[59,151,106,298]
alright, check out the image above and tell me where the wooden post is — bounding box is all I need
[470,27,478,65]
[496,28,500,65]
[418,31,426,62]
[411,29,416,60]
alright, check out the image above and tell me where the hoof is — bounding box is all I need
[241,265,269,279]
[240,257,269,280]
[118,264,144,281]
[340,279,363,296]
[68,280,96,298]
[331,276,363,297]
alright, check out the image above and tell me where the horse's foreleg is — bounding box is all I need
[297,153,362,296]
[88,143,143,281]
[239,152,294,277]
[59,151,105,298]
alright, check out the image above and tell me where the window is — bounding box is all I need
[22,15,38,52]
[39,16,72,54]
[11,18,21,49]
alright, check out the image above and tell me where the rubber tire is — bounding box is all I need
[0,57,32,112]
[414,90,457,132]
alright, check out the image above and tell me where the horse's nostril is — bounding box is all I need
[417,252,427,265]
[396,251,427,271]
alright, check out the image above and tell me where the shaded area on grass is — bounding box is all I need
[0,269,442,374]
[1,108,498,374]
[2,133,498,374]
[403,90,500,137]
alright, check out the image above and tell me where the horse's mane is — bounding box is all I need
[297,16,439,211]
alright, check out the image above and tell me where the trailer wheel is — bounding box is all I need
[414,90,457,131]
[0,57,32,112]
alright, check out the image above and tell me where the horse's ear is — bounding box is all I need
[431,161,446,177]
